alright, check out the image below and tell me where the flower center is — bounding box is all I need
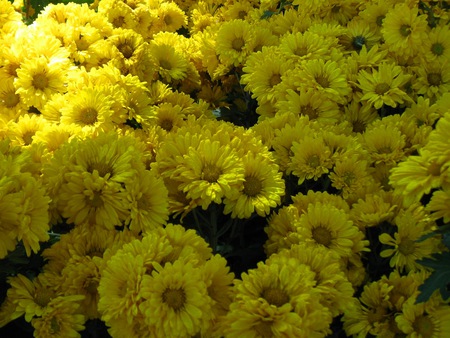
[375,83,390,95]
[86,191,104,208]
[87,161,112,177]
[32,73,49,90]
[159,118,174,131]
[315,74,330,88]
[376,15,385,27]
[232,37,245,51]
[398,238,415,255]
[308,154,320,168]
[428,160,441,176]
[413,315,434,338]
[428,72,442,86]
[22,131,35,145]
[312,225,333,247]
[367,306,387,324]
[343,172,356,186]
[352,120,366,133]
[431,42,444,56]
[162,288,186,311]
[112,16,125,28]
[202,163,221,182]
[294,46,308,56]
[302,104,319,119]
[261,287,290,307]
[352,36,366,50]
[164,15,173,26]
[159,59,172,70]
[269,73,281,87]
[84,277,99,294]
[117,43,134,59]
[3,90,20,108]
[79,107,98,125]
[50,317,61,334]
[399,24,411,37]
[254,320,274,338]
[34,288,53,307]
[243,176,262,197]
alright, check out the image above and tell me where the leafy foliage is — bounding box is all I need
[416,251,450,303]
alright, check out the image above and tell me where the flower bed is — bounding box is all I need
[1,0,449,337]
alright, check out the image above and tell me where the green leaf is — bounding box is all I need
[416,252,450,303]
[417,223,450,243]
[261,10,276,19]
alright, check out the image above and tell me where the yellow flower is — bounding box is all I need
[139,259,212,337]
[278,31,332,63]
[31,295,85,338]
[223,152,285,219]
[216,19,253,67]
[60,256,102,320]
[173,139,245,210]
[379,209,441,272]
[419,24,450,64]
[356,62,412,109]
[396,298,450,337]
[14,55,70,109]
[60,87,118,133]
[390,149,445,205]
[339,17,380,52]
[125,169,169,235]
[7,113,46,147]
[149,102,186,133]
[98,0,136,30]
[427,188,450,223]
[156,2,187,32]
[412,60,450,101]
[0,0,22,32]
[295,203,368,259]
[381,3,428,59]
[0,78,26,119]
[7,273,58,322]
[342,100,379,133]
[149,43,189,83]
[295,59,351,104]
[289,135,333,184]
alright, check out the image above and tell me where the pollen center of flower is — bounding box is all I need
[202,163,221,182]
[427,72,442,86]
[261,287,290,307]
[343,172,356,186]
[294,46,308,56]
[84,277,99,294]
[367,306,387,324]
[159,59,172,70]
[352,36,366,50]
[376,15,385,27]
[4,91,20,108]
[375,83,390,95]
[399,24,411,37]
[86,191,104,208]
[302,104,319,119]
[269,73,281,87]
[308,154,320,168]
[164,15,173,26]
[87,161,112,177]
[398,238,415,255]
[232,37,245,51]
[118,43,134,59]
[113,16,125,28]
[413,315,434,338]
[34,289,53,307]
[428,161,441,176]
[22,131,35,145]
[431,42,444,56]
[312,226,333,247]
[254,320,274,338]
[243,176,262,197]
[80,107,98,125]
[162,288,186,311]
[50,317,61,334]
[137,196,150,210]
[32,73,49,90]
[315,74,330,88]
[159,118,174,131]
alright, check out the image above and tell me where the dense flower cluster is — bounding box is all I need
[1,0,450,337]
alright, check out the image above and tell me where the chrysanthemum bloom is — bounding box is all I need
[390,149,445,205]
[223,152,285,219]
[60,86,118,133]
[339,17,380,53]
[107,28,147,73]
[268,243,355,317]
[125,169,169,234]
[419,24,450,64]
[7,113,46,147]
[148,102,186,133]
[412,60,450,101]
[149,43,189,83]
[360,122,406,166]
[276,88,342,123]
[139,259,212,337]
[173,139,245,210]
[14,55,71,109]
[295,59,351,104]
[216,19,253,67]
[241,47,293,105]
[0,176,22,257]
[379,209,441,272]
[342,100,379,133]
[381,3,428,59]
[396,298,450,337]
[0,78,26,119]
[278,31,332,63]
[342,279,395,337]
[427,187,450,222]
[0,0,22,32]
[6,273,59,322]
[157,2,187,32]
[98,0,137,30]
[289,135,333,184]
[224,259,332,337]
[31,295,85,338]
[358,1,391,34]
[356,62,412,109]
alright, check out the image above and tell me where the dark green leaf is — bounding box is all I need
[261,10,276,19]
[416,252,450,303]
[417,223,450,242]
